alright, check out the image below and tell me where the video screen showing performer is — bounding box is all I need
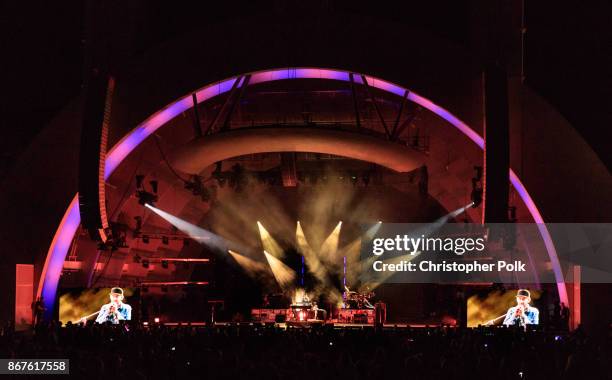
[502,289,539,327]
[467,288,541,327]
[59,287,137,325]
[94,287,132,324]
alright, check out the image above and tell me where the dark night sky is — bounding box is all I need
[1,1,610,174]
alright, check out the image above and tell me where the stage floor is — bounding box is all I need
[156,321,446,329]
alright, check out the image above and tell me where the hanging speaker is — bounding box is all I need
[78,71,115,241]
[483,63,510,224]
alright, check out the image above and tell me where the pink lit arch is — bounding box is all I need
[38,68,568,315]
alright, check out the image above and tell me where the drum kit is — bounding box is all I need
[343,286,375,309]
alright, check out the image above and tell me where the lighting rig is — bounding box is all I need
[138,281,210,294]
[184,174,212,201]
[96,222,129,251]
[135,232,194,245]
[134,253,210,272]
[471,166,483,207]
[135,175,158,206]
[503,206,518,250]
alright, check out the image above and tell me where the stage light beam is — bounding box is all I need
[263,250,295,289]
[339,221,383,266]
[295,221,314,255]
[359,253,418,290]
[144,204,238,252]
[257,221,284,258]
[296,221,332,286]
[320,221,342,260]
[228,249,268,276]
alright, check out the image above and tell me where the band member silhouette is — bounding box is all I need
[94,287,132,324]
[503,289,539,326]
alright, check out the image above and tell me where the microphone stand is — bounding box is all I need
[483,314,506,326]
[74,311,100,324]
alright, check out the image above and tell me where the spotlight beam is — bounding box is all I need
[336,221,383,284]
[358,253,419,291]
[257,221,284,258]
[144,204,241,252]
[347,204,470,289]
[320,221,342,260]
[228,249,269,275]
[263,250,296,289]
[400,203,474,242]
[296,221,332,286]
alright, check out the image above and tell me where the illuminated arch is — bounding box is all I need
[171,127,425,173]
[38,68,568,316]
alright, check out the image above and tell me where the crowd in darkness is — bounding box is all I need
[0,322,609,380]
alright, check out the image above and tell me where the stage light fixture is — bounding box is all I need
[229,163,247,192]
[134,216,142,228]
[362,175,370,186]
[142,235,150,244]
[162,236,169,245]
[154,317,160,323]
[133,254,141,263]
[185,175,210,202]
[136,175,145,189]
[161,260,169,269]
[142,259,150,269]
[473,166,483,181]
[470,166,484,207]
[508,206,517,222]
[418,165,429,196]
[150,180,158,194]
[471,178,483,207]
[136,190,157,206]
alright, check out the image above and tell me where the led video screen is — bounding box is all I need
[467,289,541,327]
[59,287,138,325]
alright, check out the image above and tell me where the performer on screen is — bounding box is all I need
[94,287,132,324]
[503,289,539,327]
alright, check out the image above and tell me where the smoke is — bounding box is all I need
[257,221,285,258]
[357,253,418,291]
[145,203,244,252]
[228,249,268,274]
[263,250,296,289]
[228,250,279,289]
[319,221,342,264]
[295,221,334,287]
[145,174,471,302]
